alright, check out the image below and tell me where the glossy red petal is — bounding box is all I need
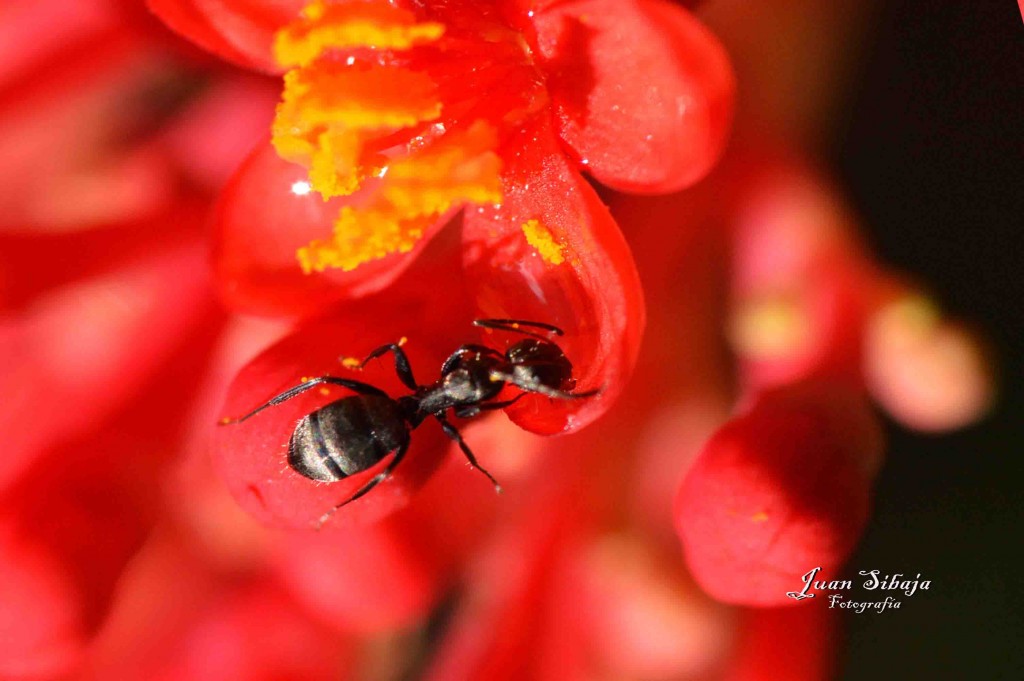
[674,383,883,606]
[215,143,447,318]
[147,0,304,73]
[462,116,644,435]
[533,0,734,193]
[212,276,478,529]
[0,531,82,678]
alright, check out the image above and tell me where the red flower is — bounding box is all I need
[0,1,1004,677]
[151,0,735,440]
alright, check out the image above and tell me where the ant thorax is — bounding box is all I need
[418,363,502,415]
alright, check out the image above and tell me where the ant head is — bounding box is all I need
[505,339,575,391]
[506,338,569,365]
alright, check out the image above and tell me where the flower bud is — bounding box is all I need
[675,382,883,606]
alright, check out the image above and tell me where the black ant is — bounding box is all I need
[219,319,597,527]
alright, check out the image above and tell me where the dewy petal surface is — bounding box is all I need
[462,116,644,435]
[534,0,734,193]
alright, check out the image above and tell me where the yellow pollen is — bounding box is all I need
[297,207,437,272]
[522,219,566,265]
[383,124,503,216]
[341,356,362,369]
[272,2,505,273]
[750,511,770,523]
[275,1,444,67]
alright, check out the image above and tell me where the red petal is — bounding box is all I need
[147,0,304,73]
[462,116,644,435]
[533,0,734,193]
[214,144,446,318]
[674,382,883,606]
[212,281,477,529]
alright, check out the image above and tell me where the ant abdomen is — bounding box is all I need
[288,395,409,483]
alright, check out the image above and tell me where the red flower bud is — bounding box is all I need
[674,382,883,606]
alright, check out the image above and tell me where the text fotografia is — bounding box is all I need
[785,567,931,613]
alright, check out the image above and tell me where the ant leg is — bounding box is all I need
[436,416,502,493]
[473,318,565,340]
[474,319,565,336]
[487,370,601,400]
[219,376,388,424]
[344,342,418,390]
[314,440,409,529]
[440,344,504,375]
[453,393,525,419]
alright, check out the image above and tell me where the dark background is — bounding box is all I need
[835,2,1022,679]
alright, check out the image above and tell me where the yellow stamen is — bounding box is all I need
[296,123,503,272]
[275,1,444,67]
[272,2,506,272]
[278,66,442,131]
[383,123,503,216]
[272,63,443,198]
[298,207,436,272]
[522,219,565,265]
